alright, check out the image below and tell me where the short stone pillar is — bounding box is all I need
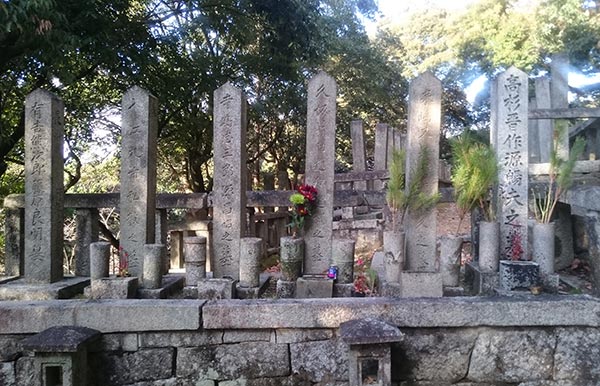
[143,244,165,289]
[89,242,110,280]
[340,318,404,386]
[280,236,304,281]
[183,236,207,286]
[21,325,101,386]
[73,208,99,277]
[332,239,355,284]
[239,237,261,287]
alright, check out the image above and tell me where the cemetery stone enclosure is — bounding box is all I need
[3,65,600,384]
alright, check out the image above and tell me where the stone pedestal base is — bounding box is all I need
[399,272,443,298]
[541,273,560,294]
[296,276,333,298]
[276,279,296,298]
[333,283,354,297]
[0,277,90,301]
[198,278,236,300]
[236,274,271,299]
[91,277,138,299]
[137,274,185,299]
[465,262,499,296]
[499,260,539,291]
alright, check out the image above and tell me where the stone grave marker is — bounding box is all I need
[351,120,367,191]
[405,71,441,272]
[374,123,388,190]
[493,67,529,261]
[212,82,247,279]
[119,86,158,279]
[24,89,64,283]
[304,71,337,275]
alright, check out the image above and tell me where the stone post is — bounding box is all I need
[280,236,304,281]
[551,53,569,159]
[304,71,337,275]
[170,231,184,269]
[155,209,169,274]
[119,86,158,280]
[332,239,355,284]
[143,244,164,289]
[212,82,247,280]
[386,126,396,168]
[493,67,529,261]
[239,237,261,287]
[74,208,99,277]
[351,120,367,191]
[90,242,110,280]
[374,123,388,190]
[24,89,64,283]
[405,72,441,272]
[4,208,24,276]
[534,77,552,162]
[184,236,207,286]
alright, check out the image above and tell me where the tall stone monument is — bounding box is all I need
[212,82,247,280]
[351,120,367,191]
[373,123,388,190]
[405,72,441,272]
[493,67,529,260]
[24,89,64,283]
[119,86,158,279]
[304,71,337,275]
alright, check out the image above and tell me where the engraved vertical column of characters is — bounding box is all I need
[495,67,529,260]
[119,86,158,279]
[405,72,442,272]
[212,82,247,280]
[304,71,337,275]
[24,89,64,283]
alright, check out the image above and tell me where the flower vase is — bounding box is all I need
[533,222,555,277]
[280,236,304,281]
[383,230,404,283]
[479,221,500,273]
[439,235,463,287]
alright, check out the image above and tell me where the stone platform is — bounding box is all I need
[0,276,90,300]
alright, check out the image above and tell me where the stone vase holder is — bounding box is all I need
[499,260,539,291]
[439,235,463,287]
[383,230,404,284]
[280,236,304,281]
[533,222,555,277]
[478,221,500,273]
[332,239,355,284]
[183,236,207,286]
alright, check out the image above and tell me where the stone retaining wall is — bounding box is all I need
[1,296,600,385]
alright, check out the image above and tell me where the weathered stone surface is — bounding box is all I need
[280,237,304,281]
[405,72,441,272]
[177,342,289,381]
[90,242,110,280]
[276,329,334,344]
[15,355,35,386]
[333,283,353,298]
[24,89,64,283]
[554,327,600,381]
[400,272,443,298]
[184,236,207,285]
[98,333,140,352]
[202,296,600,330]
[0,276,89,301]
[0,361,16,386]
[373,123,388,190]
[331,239,354,284]
[340,318,403,345]
[493,67,529,261]
[21,325,100,352]
[239,237,261,287]
[4,208,24,277]
[197,278,235,300]
[75,300,203,332]
[125,378,182,386]
[90,348,174,385]
[276,279,296,298]
[212,83,247,280]
[0,335,27,360]
[219,375,313,386]
[143,244,165,289]
[139,331,222,348]
[304,71,336,274]
[119,86,158,279]
[351,120,367,191]
[91,276,138,299]
[0,300,78,333]
[499,260,539,290]
[296,277,333,298]
[333,219,383,263]
[223,329,273,343]
[290,338,348,382]
[394,328,478,382]
[467,329,554,382]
